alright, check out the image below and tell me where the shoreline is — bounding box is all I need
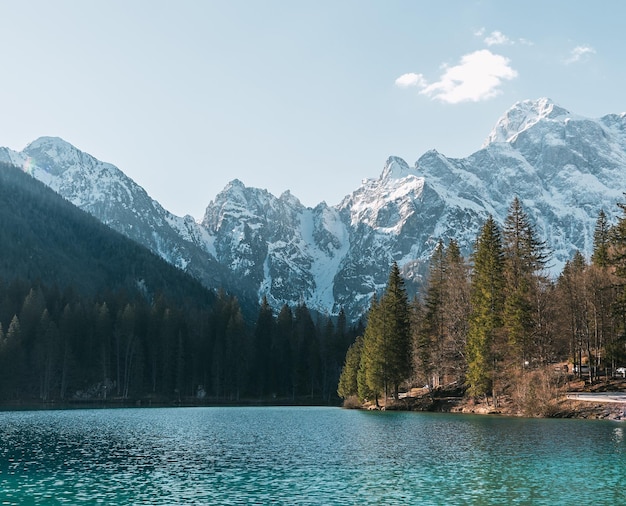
[356,377,626,421]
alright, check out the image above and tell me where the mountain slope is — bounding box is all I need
[0,160,213,304]
[1,138,227,290]
[3,98,626,320]
[203,98,626,318]
[201,180,349,312]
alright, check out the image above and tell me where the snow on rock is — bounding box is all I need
[483,98,571,147]
[3,98,626,320]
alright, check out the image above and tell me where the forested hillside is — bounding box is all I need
[0,161,213,301]
[0,163,356,404]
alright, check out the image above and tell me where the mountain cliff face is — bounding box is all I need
[2,98,626,320]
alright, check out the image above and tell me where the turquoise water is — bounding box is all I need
[0,407,624,505]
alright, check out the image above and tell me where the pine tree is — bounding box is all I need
[35,309,59,401]
[293,303,318,398]
[442,239,471,384]
[557,253,588,377]
[360,262,412,404]
[592,209,610,268]
[3,315,24,399]
[275,304,294,398]
[252,296,274,398]
[467,216,505,401]
[417,240,446,387]
[606,200,626,369]
[224,299,248,401]
[383,262,412,398]
[359,295,384,404]
[502,197,549,368]
[337,335,364,399]
[589,209,618,373]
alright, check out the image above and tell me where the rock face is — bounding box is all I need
[3,98,626,320]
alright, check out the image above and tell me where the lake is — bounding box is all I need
[0,406,624,504]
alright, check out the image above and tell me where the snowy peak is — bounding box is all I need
[25,136,74,152]
[4,98,626,321]
[483,98,571,147]
[23,136,98,176]
[381,156,414,181]
[340,156,425,231]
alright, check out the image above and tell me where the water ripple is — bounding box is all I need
[0,407,624,504]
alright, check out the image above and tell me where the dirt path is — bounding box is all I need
[565,392,626,403]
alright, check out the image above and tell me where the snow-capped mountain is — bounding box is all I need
[201,180,349,312]
[0,137,228,290]
[3,98,626,320]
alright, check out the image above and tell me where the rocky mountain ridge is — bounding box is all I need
[2,98,626,320]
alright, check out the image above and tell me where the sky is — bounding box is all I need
[1,1,625,219]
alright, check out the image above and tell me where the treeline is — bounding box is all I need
[0,278,357,404]
[339,197,626,408]
[0,161,358,404]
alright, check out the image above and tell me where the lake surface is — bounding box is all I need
[0,406,624,505]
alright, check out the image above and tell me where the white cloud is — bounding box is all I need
[418,49,518,104]
[565,45,596,64]
[484,31,510,46]
[476,29,533,47]
[394,72,427,88]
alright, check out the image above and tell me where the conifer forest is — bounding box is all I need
[2,150,626,408]
[338,197,626,409]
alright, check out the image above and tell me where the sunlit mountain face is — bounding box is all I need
[3,98,626,320]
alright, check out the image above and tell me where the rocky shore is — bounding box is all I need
[360,377,626,421]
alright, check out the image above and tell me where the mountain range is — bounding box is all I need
[2,98,625,320]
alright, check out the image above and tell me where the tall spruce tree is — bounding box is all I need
[360,262,412,404]
[417,240,446,387]
[360,294,384,404]
[384,262,412,399]
[592,209,611,268]
[252,296,274,398]
[502,197,549,368]
[607,200,626,368]
[442,239,471,384]
[337,335,364,400]
[557,252,588,376]
[467,216,505,401]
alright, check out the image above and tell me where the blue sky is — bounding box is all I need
[1,1,624,218]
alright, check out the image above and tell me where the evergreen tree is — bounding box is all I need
[118,303,138,399]
[383,262,412,398]
[252,296,274,398]
[607,200,626,368]
[34,309,59,401]
[592,209,611,267]
[224,299,248,400]
[293,303,318,398]
[275,304,294,398]
[502,197,549,368]
[1,315,23,399]
[442,239,471,384]
[337,335,364,399]
[360,262,412,403]
[467,216,505,401]
[359,295,383,403]
[95,302,113,395]
[319,315,337,402]
[417,240,446,387]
